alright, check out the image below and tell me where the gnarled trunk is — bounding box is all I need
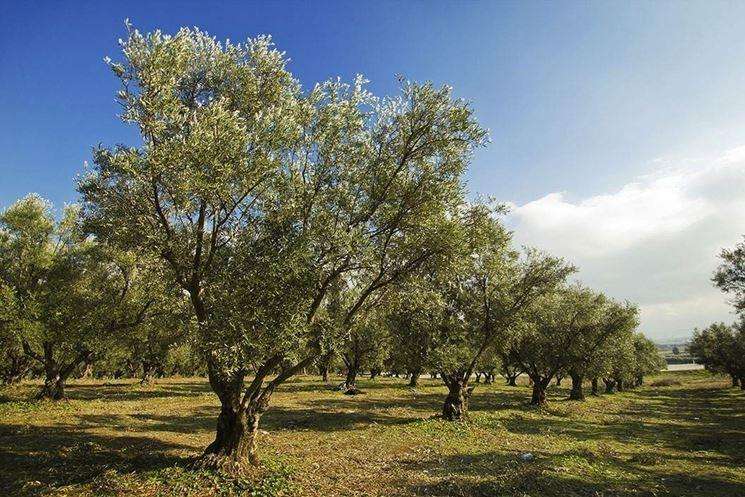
[369,368,380,380]
[197,365,262,473]
[141,361,156,385]
[615,378,624,392]
[484,370,494,385]
[635,375,643,387]
[505,373,518,386]
[555,375,563,386]
[603,378,616,394]
[408,369,420,387]
[442,379,471,421]
[34,344,92,400]
[201,403,261,470]
[731,375,740,388]
[530,376,550,406]
[474,372,482,383]
[38,370,66,400]
[591,377,599,395]
[80,361,94,379]
[344,365,359,393]
[568,372,584,400]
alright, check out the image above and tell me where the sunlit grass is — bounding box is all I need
[1,370,743,496]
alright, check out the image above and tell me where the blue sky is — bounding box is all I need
[3,1,745,339]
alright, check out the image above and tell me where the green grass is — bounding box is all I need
[1,370,743,496]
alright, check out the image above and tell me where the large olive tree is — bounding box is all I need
[79,25,485,470]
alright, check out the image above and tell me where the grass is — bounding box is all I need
[1,370,743,496]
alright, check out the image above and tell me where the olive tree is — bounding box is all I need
[79,25,486,470]
[0,195,158,399]
[563,293,639,400]
[630,332,664,386]
[689,322,745,388]
[507,285,629,405]
[0,283,29,384]
[427,204,573,419]
[713,237,745,313]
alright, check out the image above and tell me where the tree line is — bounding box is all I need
[689,237,745,388]
[0,24,663,473]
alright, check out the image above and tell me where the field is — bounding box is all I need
[1,370,743,497]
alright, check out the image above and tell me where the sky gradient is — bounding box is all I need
[3,1,745,340]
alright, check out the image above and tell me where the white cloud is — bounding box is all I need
[507,146,745,340]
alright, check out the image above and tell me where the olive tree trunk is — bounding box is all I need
[568,372,584,400]
[408,369,420,387]
[442,375,472,420]
[141,361,157,385]
[591,377,599,395]
[603,378,616,394]
[529,376,551,406]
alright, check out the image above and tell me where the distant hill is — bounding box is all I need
[654,334,692,346]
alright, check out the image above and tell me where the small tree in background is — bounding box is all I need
[386,271,448,388]
[428,203,573,419]
[564,294,639,400]
[689,322,745,388]
[0,195,159,399]
[507,286,611,405]
[631,332,665,386]
[497,348,523,386]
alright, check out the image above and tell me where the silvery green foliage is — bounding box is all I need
[0,195,163,391]
[79,25,487,382]
[428,203,574,380]
[509,285,638,382]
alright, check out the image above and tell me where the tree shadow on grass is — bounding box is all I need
[397,448,745,497]
[500,384,745,465]
[0,423,193,496]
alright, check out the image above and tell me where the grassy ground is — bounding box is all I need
[1,370,743,497]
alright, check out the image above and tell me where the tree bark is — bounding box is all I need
[555,375,563,386]
[38,369,66,400]
[201,402,261,470]
[34,344,92,400]
[591,378,599,395]
[442,378,471,420]
[740,380,745,391]
[505,373,518,386]
[568,373,584,400]
[80,361,94,379]
[603,378,616,394]
[141,362,156,385]
[408,369,420,387]
[196,365,261,472]
[731,375,740,388]
[343,362,362,394]
[615,378,624,392]
[484,370,493,385]
[474,372,481,383]
[530,376,550,406]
